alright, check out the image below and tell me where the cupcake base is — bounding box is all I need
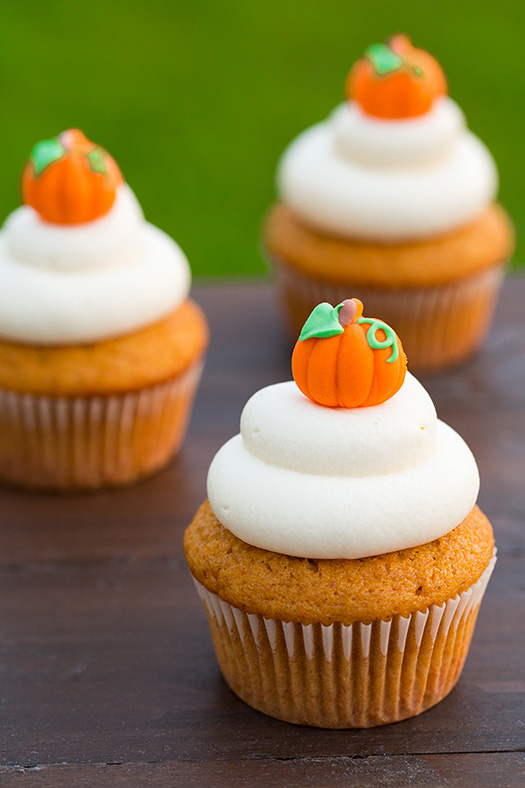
[0,360,203,492]
[194,553,495,728]
[271,256,505,372]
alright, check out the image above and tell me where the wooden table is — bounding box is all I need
[1,281,524,787]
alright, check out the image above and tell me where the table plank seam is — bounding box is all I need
[3,747,525,771]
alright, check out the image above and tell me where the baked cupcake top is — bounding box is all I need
[277,35,498,242]
[0,129,190,345]
[207,299,480,559]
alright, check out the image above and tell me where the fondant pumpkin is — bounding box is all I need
[346,34,447,119]
[291,298,407,408]
[21,129,123,224]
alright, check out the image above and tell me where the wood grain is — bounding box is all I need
[1,753,524,787]
[0,280,524,786]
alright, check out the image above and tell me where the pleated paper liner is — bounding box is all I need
[0,359,204,491]
[194,552,496,728]
[270,256,505,372]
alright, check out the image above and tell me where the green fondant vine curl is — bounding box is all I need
[357,317,399,363]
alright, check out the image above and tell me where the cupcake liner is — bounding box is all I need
[193,552,496,728]
[0,359,204,491]
[270,255,506,371]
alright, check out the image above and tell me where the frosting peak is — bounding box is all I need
[333,97,465,167]
[5,184,143,272]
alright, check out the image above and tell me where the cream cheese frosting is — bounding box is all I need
[277,97,498,241]
[0,184,191,345]
[207,373,480,559]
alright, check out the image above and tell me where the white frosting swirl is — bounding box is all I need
[277,97,498,241]
[333,97,464,166]
[207,374,480,559]
[0,184,191,344]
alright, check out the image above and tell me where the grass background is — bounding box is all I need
[0,0,522,276]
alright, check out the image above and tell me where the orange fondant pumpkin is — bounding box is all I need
[292,298,407,408]
[21,129,123,225]
[346,34,447,119]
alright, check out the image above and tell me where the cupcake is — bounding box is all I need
[0,129,208,490]
[263,34,514,371]
[185,299,496,728]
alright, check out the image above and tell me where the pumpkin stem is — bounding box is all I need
[337,299,356,327]
[337,298,363,327]
[388,33,412,55]
[59,129,91,151]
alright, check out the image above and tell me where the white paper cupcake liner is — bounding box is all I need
[0,360,204,491]
[270,256,506,371]
[194,551,496,728]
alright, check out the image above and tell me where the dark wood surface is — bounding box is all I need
[0,280,524,787]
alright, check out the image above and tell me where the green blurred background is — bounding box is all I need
[0,0,522,276]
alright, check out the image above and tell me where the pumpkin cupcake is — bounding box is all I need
[0,129,208,490]
[263,34,514,371]
[185,299,496,728]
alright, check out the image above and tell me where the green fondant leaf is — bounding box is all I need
[86,147,107,175]
[365,43,403,76]
[357,317,399,362]
[299,302,344,341]
[30,138,65,176]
